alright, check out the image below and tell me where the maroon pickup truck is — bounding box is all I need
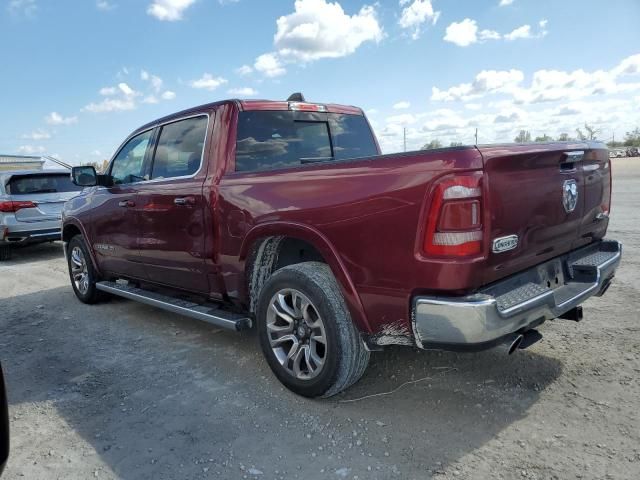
[63,94,621,397]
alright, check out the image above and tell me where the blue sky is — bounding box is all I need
[1,0,640,165]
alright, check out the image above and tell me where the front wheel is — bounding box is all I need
[257,262,370,398]
[67,235,104,304]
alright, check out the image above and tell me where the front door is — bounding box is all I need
[136,115,210,293]
[89,129,153,278]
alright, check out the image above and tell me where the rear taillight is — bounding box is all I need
[423,173,484,257]
[602,159,612,215]
[0,201,37,213]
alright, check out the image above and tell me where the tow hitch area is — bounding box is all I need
[559,306,583,322]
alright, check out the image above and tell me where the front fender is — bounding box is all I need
[62,216,101,276]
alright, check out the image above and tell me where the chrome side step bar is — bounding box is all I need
[96,281,252,331]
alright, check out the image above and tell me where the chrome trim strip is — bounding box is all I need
[98,112,211,189]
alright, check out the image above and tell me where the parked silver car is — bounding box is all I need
[0,170,82,260]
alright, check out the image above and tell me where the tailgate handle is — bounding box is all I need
[560,150,584,171]
[562,151,584,163]
[174,196,195,206]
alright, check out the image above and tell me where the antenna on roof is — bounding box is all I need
[42,155,73,170]
[287,92,306,102]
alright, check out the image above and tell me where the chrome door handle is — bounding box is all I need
[174,197,195,206]
[118,200,135,208]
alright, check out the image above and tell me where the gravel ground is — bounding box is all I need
[1,158,639,480]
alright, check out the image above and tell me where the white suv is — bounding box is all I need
[0,170,82,260]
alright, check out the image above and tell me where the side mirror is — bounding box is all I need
[71,166,98,187]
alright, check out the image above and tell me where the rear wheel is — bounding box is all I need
[67,235,104,304]
[257,262,370,398]
[0,246,11,262]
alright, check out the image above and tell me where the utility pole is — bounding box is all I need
[403,127,407,152]
[475,128,478,145]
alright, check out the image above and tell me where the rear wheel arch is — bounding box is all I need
[241,224,371,333]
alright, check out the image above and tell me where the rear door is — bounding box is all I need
[479,143,589,283]
[136,114,210,293]
[90,129,154,278]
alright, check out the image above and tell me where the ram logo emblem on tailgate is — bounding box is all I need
[563,179,579,213]
[492,235,518,253]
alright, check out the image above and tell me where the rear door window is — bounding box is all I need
[7,174,82,195]
[235,111,378,172]
[150,115,208,180]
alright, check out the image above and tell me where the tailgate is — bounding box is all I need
[478,142,611,285]
[14,192,77,222]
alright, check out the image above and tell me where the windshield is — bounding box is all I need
[7,174,82,195]
[235,111,378,172]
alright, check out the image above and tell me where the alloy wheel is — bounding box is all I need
[266,288,327,380]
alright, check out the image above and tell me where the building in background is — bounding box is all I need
[0,154,45,171]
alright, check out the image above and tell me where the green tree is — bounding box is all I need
[534,134,553,142]
[623,127,640,147]
[514,130,531,143]
[557,133,573,142]
[422,139,443,150]
[449,141,463,147]
[576,123,600,141]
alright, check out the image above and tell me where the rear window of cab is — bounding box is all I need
[235,111,378,172]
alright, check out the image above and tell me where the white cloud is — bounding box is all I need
[161,90,176,100]
[444,18,478,47]
[147,0,197,21]
[45,112,78,125]
[373,53,640,153]
[17,145,46,155]
[142,95,159,104]
[504,24,531,41]
[499,0,514,5]
[398,0,440,40]
[272,0,383,62]
[141,70,163,92]
[118,82,136,96]
[99,86,117,96]
[22,130,51,140]
[96,1,115,11]
[444,18,547,47]
[8,0,36,16]
[432,69,524,101]
[235,65,253,76]
[228,87,258,96]
[84,98,137,113]
[254,53,286,78]
[190,73,228,90]
[393,101,411,110]
[612,53,640,76]
[386,113,417,125]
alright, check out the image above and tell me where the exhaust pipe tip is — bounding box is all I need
[507,334,524,355]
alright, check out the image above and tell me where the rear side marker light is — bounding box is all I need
[423,173,484,257]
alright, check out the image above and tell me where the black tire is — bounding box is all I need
[0,246,11,262]
[67,235,105,304]
[257,262,370,398]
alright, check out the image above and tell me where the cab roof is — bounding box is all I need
[133,98,364,135]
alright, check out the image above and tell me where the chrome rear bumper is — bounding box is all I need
[412,240,622,351]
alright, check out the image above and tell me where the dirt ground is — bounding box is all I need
[1,158,639,480]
